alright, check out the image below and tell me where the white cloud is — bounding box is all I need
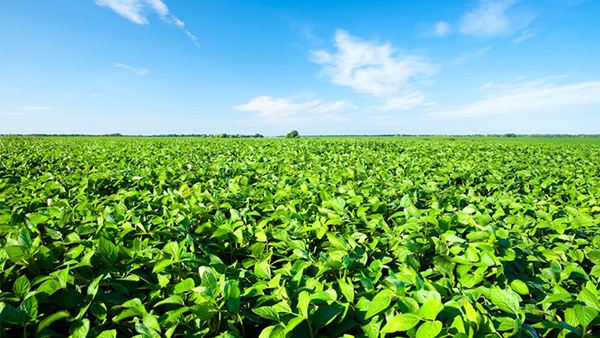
[233,96,358,131]
[234,96,356,118]
[114,63,150,75]
[94,0,199,47]
[379,92,425,111]
[427,77,600,118]
[459,0,535,38]
[454,47,491,64]
[512,29,537,43]
[417,21,451,37]
[310,30,437,98]
[433,21,451,37]
[23,106,51,111]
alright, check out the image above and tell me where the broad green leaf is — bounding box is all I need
[174,278,195,294]
[312,304,344,329]
[190,302,218,320]
[253,306,280,321]
[297,291,310,317]
[487,288,520,315]
[36,310,71,332]
[365,290,393,319]
[416,320,443,338]
[417,298,444,320]
[98,237,118,266]
[0,302,28,325]
[13,275,31,299]
[510,280,529,296]
[381,313,421,333]
[254,261,271,279]
[21,296,38,318]
[338,278,355,303]
[69,319,90,338]
[573,304,598,328]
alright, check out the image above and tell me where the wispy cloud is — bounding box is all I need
[427,77,600,118]
[454,47,491,64]
[94,0,199,47]
[234,96,356,118]
[310,29,437,112]
[23,106,51,111]
[292,22,323,45]
[379,92,425,111]
[420,21,451,37]
[459,0,535,38]
[114,63,150,75]
[512,29,537,43]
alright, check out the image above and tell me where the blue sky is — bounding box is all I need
[1,0,599,135]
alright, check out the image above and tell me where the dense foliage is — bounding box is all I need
[1,137,599,338]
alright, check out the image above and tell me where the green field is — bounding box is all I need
[1,137,599,338]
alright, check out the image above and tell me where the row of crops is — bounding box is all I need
[1,137,599,337]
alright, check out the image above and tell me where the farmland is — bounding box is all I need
[1,137,599,338]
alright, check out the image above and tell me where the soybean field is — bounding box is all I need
[1,137,600,338]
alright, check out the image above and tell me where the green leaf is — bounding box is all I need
[98,237,118,266]
[578,288,600,311]
[510,280,529,296]
[284,316,305,334]
[5,245,30,263]
[35,246,54,270]
[416,320,443,338]
[152,259,173,274]
[573,304,598,328]
[95,330,117,338]
[0,302,28,325]
[381,313,421,333]
[36,279,63,300]
[259,325,283,338]
[417,298,444,320]
[13,275,31,299]
[338,278,355,303]
[362,317,383,338]
[253,306,280,321]
[69,319,90,338]
[174,278,195,294]
[189,302,218,320]
[36,310,71,333]
[21,296,38,318]
[487,288,520,315]
[365,290,393,319]
[90,302,107,320]
[254,261,271,279]
[312,304,344,329]
[297,291,310,317]
[588,250,600,265]
[143,314,161,333]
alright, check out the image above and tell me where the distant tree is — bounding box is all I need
[286,130,300,138]
[503,133,517,138]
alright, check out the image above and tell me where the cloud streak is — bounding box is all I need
[234,96,356,119]
[459,0,535,38]
[420,21,451,37]
[114,63,150,75]
[454,47,491,65]
[427,77,600,118]
[94,0,199,47]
